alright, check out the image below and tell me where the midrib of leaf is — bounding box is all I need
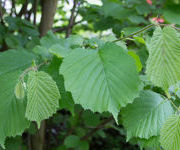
[164,33,179,82]
[98,51,113,113]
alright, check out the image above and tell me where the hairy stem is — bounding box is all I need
[113,24,154,42]
[113,23,180,43]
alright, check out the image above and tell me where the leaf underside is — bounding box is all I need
[122,90,174,140]
[26,71,60,124]
[160,115,180,150]
[146,26,180,90]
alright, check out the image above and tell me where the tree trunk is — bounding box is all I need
[30,121,46,150]
[29,1,58,150]
[39,0,58,37]
[0,1,4,24]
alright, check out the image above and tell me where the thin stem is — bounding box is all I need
[169,99,179,111]
[165,91,179,111]
[81,116,114,140]
[113,23,180,43]
[18,0,28,17]
[159,24,180,31]
[53,20,83,33]
[113,24,154,43]
[20,60,49,81]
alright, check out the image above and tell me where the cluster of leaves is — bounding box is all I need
[1,0,180,150]
[0,16,39,51]
[77,0,180,36]
[1,21,180,150]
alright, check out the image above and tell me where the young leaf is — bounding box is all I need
[14,81,25,100]
[160,115,180,150]
[146,26,180,90]
[127,51,142,72]
[60,43,143,122]
[26,71,60,123]
[0,50,34,147]
[121,90,174,140]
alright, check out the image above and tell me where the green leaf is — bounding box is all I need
[67,35,84,47]
[53,145,67,150]
[163,6,180,25]
[47,57,74,115]
[84,38,104,49]
[101,0,135,20]
[40,31,61,49]
[133,36,145,44]
[32,45,50,59]
[127,51,142,72]
[0,137,22,150]
[146,26,180,90]
[4,16,21,31]
[128,15,147,24]
[101,35,128,51]
[138,136,160,149]
[60,43,142,122]
[64,135,80,148]
[0,50,34,147]
[14,81,25,100]
[160,115,180,150]
[76,141,89,150]
[122,90,174,140]
[122,27,142,36]
[50,44,71,58]
[135,4,151,15]
[82,111,100,127]
[5,34,21,49]
[26,71,60,124]
[136,47,148,67]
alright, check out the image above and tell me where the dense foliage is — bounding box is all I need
[1,0,180,150]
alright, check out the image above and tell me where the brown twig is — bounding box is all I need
[53,20,83,32]
[81,116,114,140]
[26,7,33,21]
[33,0,39,25]
[66,0,78,38]
[18,0,29,17]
